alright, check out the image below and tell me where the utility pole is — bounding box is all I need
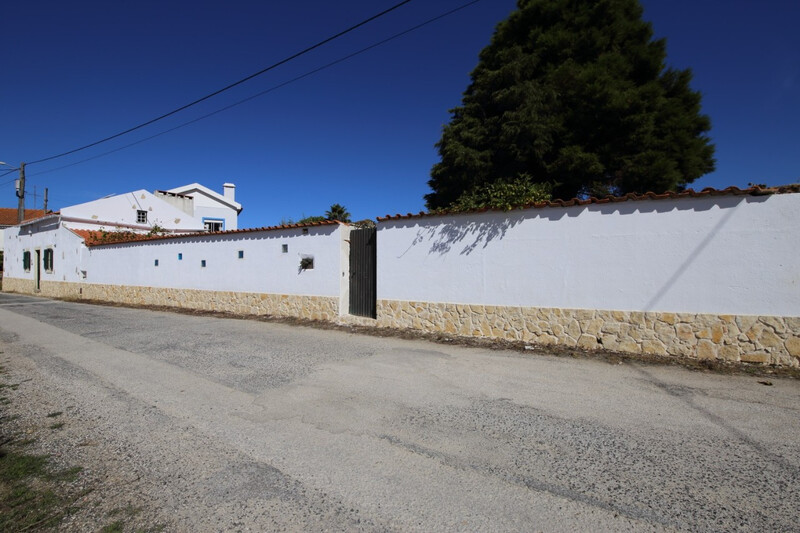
[44,188,48,213]
[16,162,26,224]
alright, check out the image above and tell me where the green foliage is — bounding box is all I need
[325,203,351,222]
[445,175,553,211]
[297,215,326,224]
[426,0,715,209]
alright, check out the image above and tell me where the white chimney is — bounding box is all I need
[223,183,235,202]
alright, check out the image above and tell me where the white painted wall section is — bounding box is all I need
[83,224,344,297]
[377,194,800,317]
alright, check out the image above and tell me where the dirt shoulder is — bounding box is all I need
[0,341,173,532]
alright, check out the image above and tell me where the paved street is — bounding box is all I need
[1,292,798,531]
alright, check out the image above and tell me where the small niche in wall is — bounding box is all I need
[282,244,288,253]
[238,250,244,259]
[201,260,207,268]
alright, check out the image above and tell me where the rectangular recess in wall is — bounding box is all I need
[282,244,288,253]
[201,260,207,268]
[238,250,244,259]
[154,259,159,266]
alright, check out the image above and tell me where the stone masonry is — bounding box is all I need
[375,300,800,367]
[4,278,798,367]
[1,278,338,322]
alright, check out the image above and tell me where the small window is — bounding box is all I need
[137,210,147,223]
[43,248,54,272]
[300,256,314,270]
[238,250,244,259]
[201,260,206,268]
[178,253,183,260]
[154,259,159,267]
[204,219,224,232]
[23,250,31,272]
[281,244,288,253]
[302,228,309,235]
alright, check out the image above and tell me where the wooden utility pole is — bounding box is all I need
[16,162,26,224]
[44,188,48,213]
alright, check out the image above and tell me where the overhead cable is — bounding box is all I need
[27,0,415,165]
[27,0,483,179]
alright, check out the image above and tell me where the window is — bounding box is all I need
[137,210,147,223]
[238,250,244,259]
[300,255,314,270]
[178,253,183,260]
[43,248,54,272]
[23,251,31,272]
[154,259,159,267]
[281,244,288,253]
[204,219,224,232]
[201,260,207,268]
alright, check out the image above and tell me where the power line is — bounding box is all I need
[27,0,483,179]
[27,0,415,166]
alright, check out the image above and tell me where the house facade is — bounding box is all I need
[158,183,242,231]
[59,190,206,233]
[0,208,47,286]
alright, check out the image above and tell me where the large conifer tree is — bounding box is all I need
[426,0,715,208]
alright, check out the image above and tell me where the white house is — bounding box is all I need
[60,190,206,233]
[159,183,242,231]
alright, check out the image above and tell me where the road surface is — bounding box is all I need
[0,292,798,531]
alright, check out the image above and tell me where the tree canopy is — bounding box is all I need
[325,203,351,223]
[425,0,715,209]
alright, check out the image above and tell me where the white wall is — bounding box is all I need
[83,224,345,297]
[60,190,205,231]
[3,219,86,283]
[377,194,800,317]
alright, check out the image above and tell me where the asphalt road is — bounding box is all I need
[1,292,798,531]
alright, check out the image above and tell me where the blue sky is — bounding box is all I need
[1,0,798,227]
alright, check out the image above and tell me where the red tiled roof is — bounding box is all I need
[69,219,344,247]
[376,185,800,222]
[0,208,47,226]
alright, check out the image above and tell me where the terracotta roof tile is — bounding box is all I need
[0,208,47,226]
[376,185,800,222]
[70,219,344,247]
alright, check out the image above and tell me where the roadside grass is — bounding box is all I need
[0,363,83,531]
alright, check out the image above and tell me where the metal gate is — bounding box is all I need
[349,227,377,318]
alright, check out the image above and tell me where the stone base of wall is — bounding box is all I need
[4,279,799,367]
[2,278,338,322]
[376,300,800,367]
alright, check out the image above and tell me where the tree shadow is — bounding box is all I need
[395,211,527,256]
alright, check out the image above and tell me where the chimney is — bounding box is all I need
[223,183,235,202]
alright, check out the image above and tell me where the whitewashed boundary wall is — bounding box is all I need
[376,193,800,366]
[3,223,350,320]
[4,191,800,366]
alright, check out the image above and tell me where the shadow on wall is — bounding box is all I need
[383,211,526,257]
[386,194,765,260]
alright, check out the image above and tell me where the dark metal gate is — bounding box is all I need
[349,227,377,318]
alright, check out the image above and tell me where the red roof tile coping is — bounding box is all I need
[376,185,800,222]
[0,208,48,226]
[70,219,345,247]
